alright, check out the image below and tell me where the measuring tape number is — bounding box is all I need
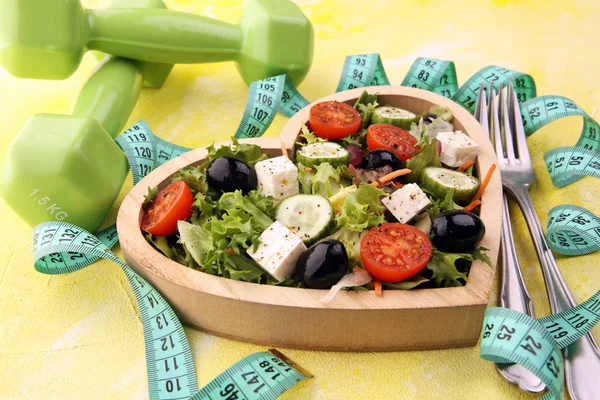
[34,221,310,400]
[481,291,600,400]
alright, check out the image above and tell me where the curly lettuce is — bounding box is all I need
[206,137,267,166]
[336,184,386,232]
[423,248,492,287]
[171,189,287,285]
[405,134,441,183]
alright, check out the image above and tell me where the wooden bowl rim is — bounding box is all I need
[117,86,501,311]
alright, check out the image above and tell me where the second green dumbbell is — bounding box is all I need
[0,0,313,85]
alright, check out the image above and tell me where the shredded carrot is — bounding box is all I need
[463,163,497,211]
[353,266,363,273]
[391,181,404,189]
[304,167,312,172]
[457,159,475,172]
[281,143,288,158]
[373,278,383,296]
[463,199,481,212]
[373,168,411,188]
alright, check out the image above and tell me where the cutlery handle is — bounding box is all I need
[499,194,535,315]
[510,188,576,310]
[497,193,545,393]
[510,187,600,400]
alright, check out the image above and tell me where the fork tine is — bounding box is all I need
[508,84,532,164]
[499,82,517,161]
[474,83,489,136]
[488,82,504,158]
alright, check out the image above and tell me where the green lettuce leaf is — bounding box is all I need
[424,247,491,287]
[144,233,175,259]
[310,162,342,197]
[406,135,441,183]
[382,275,430,290]
[353,90,379,130]
[336,184,386,232]
[338,128,368,148]
[427,189,463,220]
[142,186,158,210]
[471,246,492,267]
[328,225,366,266]
[218,190,274,232]
[206,137,267,166]
[171,165,209,194]
[192,192,218,219]
[297,125,326,146]
[297,162,312,194]
[424,250,469,287]
[176,189,286,285]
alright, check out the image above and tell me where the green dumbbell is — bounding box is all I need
[93,0,174,89]
[0,0,313,86]
[1,0,175,232]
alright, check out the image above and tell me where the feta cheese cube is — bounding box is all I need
[246,221,307,281]
[255,156,299,199]
[382,183,431,224]
[437,130,480,168]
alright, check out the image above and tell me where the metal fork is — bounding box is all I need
[474,83,545,394]
[493,81,600,400]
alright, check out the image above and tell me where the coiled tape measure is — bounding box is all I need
[31,54,600,399]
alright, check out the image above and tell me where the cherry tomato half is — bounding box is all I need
[360,223,432,282]
[367,123,420,162]
[309,101,362,140]
[141,180,194,236]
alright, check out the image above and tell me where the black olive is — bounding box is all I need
[295,239,348,289]
[423,113,438,125]
[206,156,257,194]
[360,149,405,171]
[431,210,485,253]
[360,150,406,183]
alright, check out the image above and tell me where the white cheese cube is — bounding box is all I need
[246,221,307,282]
[382,183,431,224]
[437,130,480,168]
[255,156,299,199]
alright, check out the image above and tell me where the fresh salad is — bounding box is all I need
[141,91,495,301]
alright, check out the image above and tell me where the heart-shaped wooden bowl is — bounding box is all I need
[117,86,501,351]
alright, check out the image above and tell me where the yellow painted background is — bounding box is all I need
[1,0,599,398]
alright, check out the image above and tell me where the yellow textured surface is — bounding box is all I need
[1,0,599,398]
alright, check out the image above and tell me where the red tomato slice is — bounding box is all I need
[367,124,420,162]
[141,180,194,236]
[360,223,432,282]
[309,101,362,140]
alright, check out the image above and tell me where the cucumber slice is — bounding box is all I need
[428,105,453,122]
[371,106,419,129]
[276,194,334,245]
[296,142,349,167]
[421,167,479,202]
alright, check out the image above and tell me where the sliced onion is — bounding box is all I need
[437,140,442,156]
[320,269,372,303]
[347,145,365,166]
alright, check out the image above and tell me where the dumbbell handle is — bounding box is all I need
[87,9,241,64]
[72,57,142,138]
